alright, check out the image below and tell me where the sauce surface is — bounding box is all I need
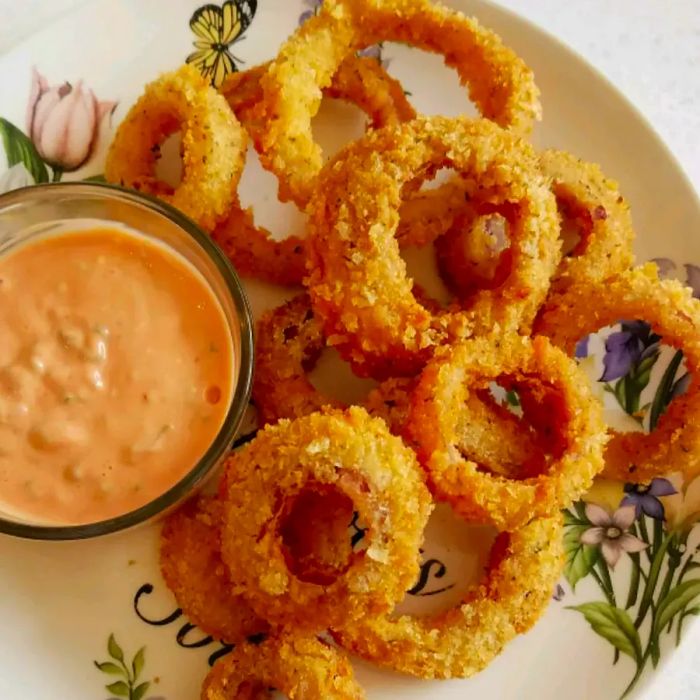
[0,226,234,525]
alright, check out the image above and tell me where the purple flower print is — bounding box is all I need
[671,371,691,399]
[357,44,382,60]
[575,335,590,359]
[621,478,677,520]
[298,1,388,66]
[580,504,647,568]
[685,264,700,299]
[298,0,322,25]
[650,258,700,299]
[651,257,676,278]
[600,320,660,382]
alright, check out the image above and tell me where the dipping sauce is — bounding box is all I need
[0,226,234,525]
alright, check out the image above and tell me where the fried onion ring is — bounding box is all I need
[540,149,635,295]
[333,514,563,679]
[255,0,541,206]
[105,64,245,231]
[220,407,432,630]
[535,263,700,482]
[159,496,267,643]
[253,293,420,431]
[306,116,560,379]
[406,335,606,529]
[214,56,416,285]
[421,150,634,300]
[201,633,365,699]
[252,294,334,425]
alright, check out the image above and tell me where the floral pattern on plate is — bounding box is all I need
[0,68,115,192]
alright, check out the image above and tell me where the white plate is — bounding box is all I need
[0,1,699,699]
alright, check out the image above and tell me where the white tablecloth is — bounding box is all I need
[0,1,698,697]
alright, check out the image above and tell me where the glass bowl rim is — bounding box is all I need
[0,181,254,540]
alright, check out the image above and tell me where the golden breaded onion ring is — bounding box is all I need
[423,149,635,299]
[253,294,433,432]
[214,56,417,286]
[333,514,563,679]
[159,496,267,644]
[536,263,700,482]
[201,633,365,699]
[105,64,246,231]
[253,294,340,426]
[306,116,560,379]
[219,407,433,630]
[540,149,635,295]
[253,294,544,479]
[406,335,607,529]
[256,0,541,206]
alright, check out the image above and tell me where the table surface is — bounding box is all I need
[0,0,699,698]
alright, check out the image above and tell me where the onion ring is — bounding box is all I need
[306,116,560,379]
[159,496,268,643]
[332,514,563,679]
[540,149,635,295]
[219,406,433,630]
[252,293,423,430]
[421,150,634,300]
[535,263,700,482]
[105,64,246,231]
[252,294,340,426]
[253,295,542,479]
[255,0,541,206]
[406,334,607,529]
[214,56,416,286]
[201,633,365,699]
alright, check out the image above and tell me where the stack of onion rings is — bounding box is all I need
[213,56,416,286]
[306,116,560,378]
[427,149,635,302]
[254,0,541,206]
[99,0,699,691]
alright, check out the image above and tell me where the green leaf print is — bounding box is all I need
[0,118,49,184]
[570,602,642,663]
[105,680,130,697]
[653,579,700,637]
[95,634,155,700]
[132,646,146,679]
[132,681,151,700]
[108,633,125,663]
[564,524,599,590]
[93,661,124,676]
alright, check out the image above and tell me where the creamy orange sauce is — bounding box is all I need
[0,227,234,525]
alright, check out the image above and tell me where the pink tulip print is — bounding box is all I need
[25,68,116,175]
[0,67,116,192]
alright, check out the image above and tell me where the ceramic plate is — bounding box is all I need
[1,1,699,699]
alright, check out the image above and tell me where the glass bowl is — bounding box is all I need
[0,182,253,540]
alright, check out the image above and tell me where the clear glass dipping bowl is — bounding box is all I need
[0,182,253,540]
